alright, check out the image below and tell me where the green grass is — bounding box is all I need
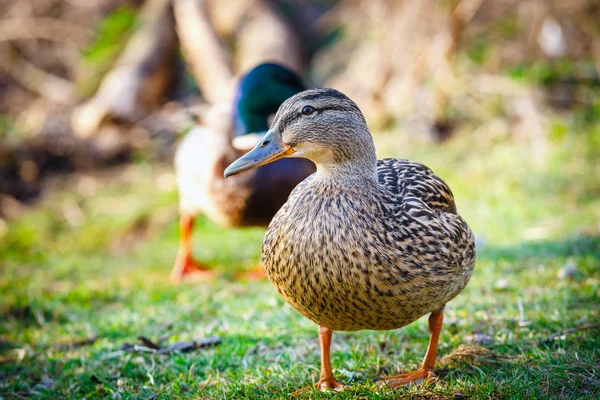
[1,127,599,399]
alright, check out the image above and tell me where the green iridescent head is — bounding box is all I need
[233,63,305,136]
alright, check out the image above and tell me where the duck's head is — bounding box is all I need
[234,63,305,136]
[225,88,377,178]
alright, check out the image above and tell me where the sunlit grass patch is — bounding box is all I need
[1,128,599,398]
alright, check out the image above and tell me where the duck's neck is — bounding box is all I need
[314,139,378,184]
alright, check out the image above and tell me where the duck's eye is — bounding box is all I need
[301,105,315,115]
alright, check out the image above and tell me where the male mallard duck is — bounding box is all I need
[224,88,476,391]
[172,63,315,283]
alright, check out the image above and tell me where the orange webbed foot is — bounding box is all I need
[376,368,436,388]
[234,262,267,281]
[172,213,216,283]
[170,256,215,283]
[291,377,344,396]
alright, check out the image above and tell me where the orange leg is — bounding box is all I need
[170,214,213,283]
[378,311,443,387]
[292,326,344,396]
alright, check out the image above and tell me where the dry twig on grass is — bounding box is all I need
[536,323,600,346]
[122,336,222,354]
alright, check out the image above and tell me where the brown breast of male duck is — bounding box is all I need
[209,155,315,227]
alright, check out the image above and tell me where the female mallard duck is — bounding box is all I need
[224,88,476,390]
[172,63,315,283]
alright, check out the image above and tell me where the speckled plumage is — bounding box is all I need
[224,88,477,389]
[264,158,475,331]
[257,89,476,332]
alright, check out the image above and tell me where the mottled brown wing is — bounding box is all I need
[377,158,457,215]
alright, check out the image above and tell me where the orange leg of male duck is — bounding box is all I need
[292,326,344,396]
[378,311,443,387]
[170,214,213,283]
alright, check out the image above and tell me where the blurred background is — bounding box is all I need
[1,0,599,398]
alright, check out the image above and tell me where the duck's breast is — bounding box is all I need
[263,181,473,331]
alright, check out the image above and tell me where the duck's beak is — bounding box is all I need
[224,129,295,178]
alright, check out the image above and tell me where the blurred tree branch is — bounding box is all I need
[234,0,303,73]
[172,0,235,104]
[0,0,597,167]
[0,47,74,104]
[71,0,178,138]
[0,17,91,47]
[172,0,303,105]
